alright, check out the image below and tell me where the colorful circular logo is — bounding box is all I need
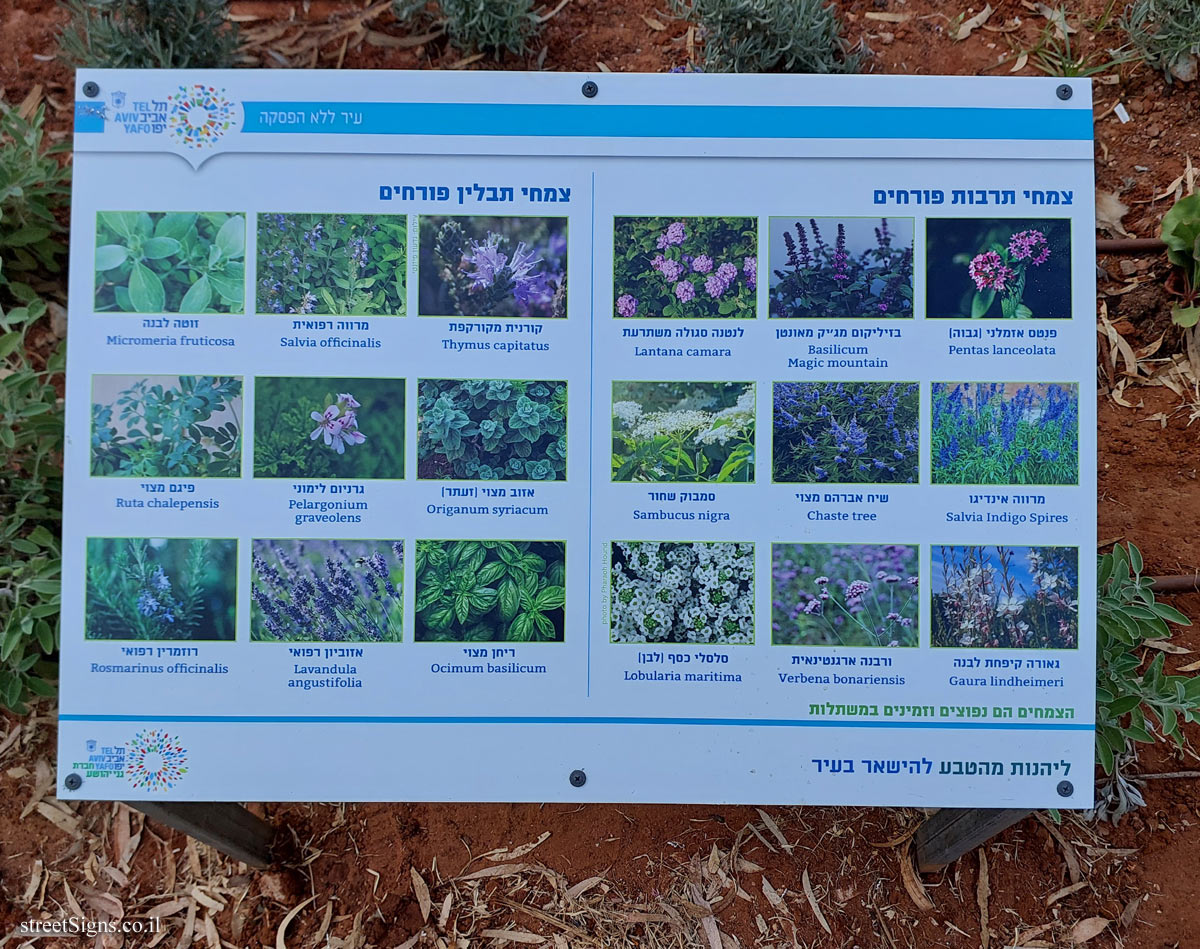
[127,729,188,791]
[167,84,234,149]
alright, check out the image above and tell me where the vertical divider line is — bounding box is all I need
[587,170,596,697]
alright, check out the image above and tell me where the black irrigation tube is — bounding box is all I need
[1097,238,1167,254]
[1151,575,1200,595]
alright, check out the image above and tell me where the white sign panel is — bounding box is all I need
[59,70,1096,805]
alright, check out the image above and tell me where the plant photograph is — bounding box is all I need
[932,545,1079,649]
[91,374,242,477]
[612,381,754,483]
[414,540,565,643]
[613,216,757,319]
[769,217,913,318]
[771,544,919,647]
[772,381,918,484]
[932,382,1079,485]
[85,537,236,641]
[418,215,566,318]
[610,541,754,645]
[926,218,1071,319]
[250,539,403,643]
[256,213,406,316]
[94,211,244,313]
[253,377,404,480]
[417,378,566,481]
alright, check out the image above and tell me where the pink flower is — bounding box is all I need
[967,251,1016,291]
[1008,229,1050,265]
[310,405,341,443]
[337,392,361,409]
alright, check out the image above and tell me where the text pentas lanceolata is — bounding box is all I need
[613,216,757,318]
[611,541,755,645]
[773,382,918,484]
[770,218,913,318]
[418,378,567,481]
[932,383,1078,486]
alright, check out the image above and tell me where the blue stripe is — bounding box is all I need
[61,713,1092,730]
[241,103,1093,141]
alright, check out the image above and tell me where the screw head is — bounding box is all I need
[82,81,100,99]
[581,81,598,99]
[64,773,83,791]
[1056,83,1073,101]
[569,769,587,787]
[1057,780,1074,797]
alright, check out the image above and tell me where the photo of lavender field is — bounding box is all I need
[931,545,1079,649]
[773,382,919,484]
[772,544,919,647]
[769,217,914,318]
[418,216,567,318]
[250,539,404,643]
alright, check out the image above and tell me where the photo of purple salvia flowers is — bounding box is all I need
[256,213,406,316]
[419,216,567,318]
[613,216,757,319]
[932,545,1078,649]
[773,382,919,484]
[769,217,913,318]
[772,544,919,647]
[926,218,1070,319]
[250,539,404,643]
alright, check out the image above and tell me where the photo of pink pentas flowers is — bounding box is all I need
[613,216,757,319]
[418,216,567,318]
[931,545,1079,649]
[769,217,914,318]
[926,218,1071,319]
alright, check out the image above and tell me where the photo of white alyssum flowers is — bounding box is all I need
[610,541,755,644]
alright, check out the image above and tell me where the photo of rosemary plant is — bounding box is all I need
[250,539,404,643]
[85,537,236,641]
[418,215,567,318]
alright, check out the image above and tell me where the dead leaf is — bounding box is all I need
[1035,814,1082,884]
[1118,895,1142,929]
[485,831,550,861]
[479,931,545,945]
[275,895,316,949]
[955,5,994,41]
[364,28,443,48]
[457,862,529,881]
[1047,881,1088,906]
[801,869,831,935]
[640,14,667,30]
[1096,191,1132,237]
[1010,50,1029,72]
[761,876,784,907]
[976,850,990,949]
[1035,3,1077,39]
[1014,922,1055,945]
[1178,659,1200,672]
[203,915,219,948]
[1069,916,1110,944]
[755,809,793,852]
[565,875,604,901]
[410,868,432,922]
[597,61,612,72]
[899,842,935,912]
[437,893,452,931]
[146,899,189,918]
[865,11,911,21]
[36,800,81,837]
[1144,640,1192,654]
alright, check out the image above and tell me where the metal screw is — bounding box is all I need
[82,81,100,99]
[581,81,598,99]
[569,769,587,787]
[1057,780,1073,797]
[64,773,83,791]
[1056,84,1072,101]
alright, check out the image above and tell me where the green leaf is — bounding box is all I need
[128,262,165,312]
[214,215,245,259]
[454,593,471,625]
[477,560,506,586]
[99,211,141,240]
[141,236,182,260]
[94,243,128,271]
[508,612,534,642]
[1172,304,1200,328]
[498,579,520,621]
[533,586,565,612]
[970,288,995,319]
[154,212,198,241]
[0,331,22,360]
[208,270,244,306]
[179,273,212,313]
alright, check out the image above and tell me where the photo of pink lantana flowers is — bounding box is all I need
[926,218,1071,319]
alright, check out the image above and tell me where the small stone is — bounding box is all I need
[1118,260,1138,276]
[48,301,67,339]
[1128,98,1145,114]
[879,31,894,44]
[1146,124,1162,138]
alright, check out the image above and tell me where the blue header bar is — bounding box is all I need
[240,102,1093,141]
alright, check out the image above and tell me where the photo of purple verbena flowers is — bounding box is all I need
[772,544,918,646]
[926,218,1070,319]
[419,216,567,318]
[932,545,1078,649]
[769,217,914,318]
[613,216,757,318]
[250,539,404,643]
[932,382,1079,485]
[773,382,918,484]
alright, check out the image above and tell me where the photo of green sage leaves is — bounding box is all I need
[250,539,403,643]
[85,537,236,641]
[94,211,245,313]
[418,378,567,481]
[926,218,1071,319]
[419,216,567,318]
[256,213,406,316]
[91,375,242,478]
[612,381,755,483]
[253,377,404,480]
[414,540,566,643]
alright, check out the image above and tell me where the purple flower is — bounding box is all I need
[968,250,1016,291]
[692,254,713,273]
[704,273,727,298]
[743,255,757,290]
[674,280,695,302]
[616,294,639,317]
[656,221,687,249]
[1008,229,1050,265]
[832,223,849,282]
[715,262,737,284]
[804,600,823,615]
[463,233,508,288]
[845,579,871,600]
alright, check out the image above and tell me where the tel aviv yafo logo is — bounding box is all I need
[167,84,234,149]
[126,729,188,791]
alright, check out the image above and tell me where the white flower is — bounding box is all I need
[612,401,642,426]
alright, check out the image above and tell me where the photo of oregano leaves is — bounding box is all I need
[419,215,567,318]
[94,211,245,314]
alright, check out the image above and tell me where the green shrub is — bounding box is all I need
[393,0,541,57]
[1121,0,1200,82]
[670,0,861,73]
[0,102,68,712]
[58,0,240,69]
